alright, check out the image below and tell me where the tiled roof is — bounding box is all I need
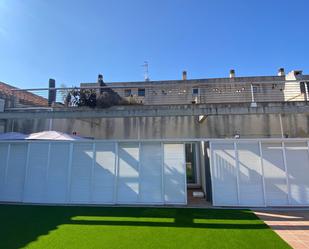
[0,81,48,107]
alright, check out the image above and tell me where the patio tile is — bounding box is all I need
[255,210,309,249]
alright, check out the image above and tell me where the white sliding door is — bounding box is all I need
[70,143,93,203]
[211,142,238,206]
[139,142,163,204]
[0,140,188,206]
[237,142,264,206]
[3,143,28,202]
[46,143,70,203]
[23,143,49,203]
[0,144,9,200]
[262,142,288,206]
[92,142,116,204]
[164,143,186,204]
[285,142,309,205]
[117,142,139,204]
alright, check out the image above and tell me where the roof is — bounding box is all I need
[0,81,48,106]
[80,75,302,88]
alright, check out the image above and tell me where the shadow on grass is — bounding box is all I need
[0,204,267,249]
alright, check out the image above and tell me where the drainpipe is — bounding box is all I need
[279,114,284,138]
[250,84,257,107]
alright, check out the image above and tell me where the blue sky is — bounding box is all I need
[0,0,308,89]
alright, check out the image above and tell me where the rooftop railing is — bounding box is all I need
[3,80,307,109]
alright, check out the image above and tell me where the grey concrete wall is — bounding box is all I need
[5,119,51,134]
[0,119,5,133]
[0,99,4,112]
[4,113,309,139]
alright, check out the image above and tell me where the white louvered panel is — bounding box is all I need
[117,143,139,204]
[211,142,238,206]
[3,143,28,202]
[237,142,264,206]
[0,144,9,200]
[23,143,49,203]
[262,142,288,206]
[164,143,186,204]
[92,142,116,204]
[285,142,309,205]
[45,143,70,203]
[70,143,93,203]
[139,142,163,204]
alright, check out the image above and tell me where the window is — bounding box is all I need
[192,88,199,95]
[124,89,131,97]
[138,88,145,96]
[252,84,260,93]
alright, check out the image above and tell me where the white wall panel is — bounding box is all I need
[0,140,187,206]
[23,143,49,203]
[92,142,116,204]
[285,142,309,205]
[139,142,163,203]
[164,143,186,204]
[117,143,139,203]
[3,143,28,202]
[46,143,70,203]
[211,143,238,206]
[237,142,264,206]
[70,143,93,203]
[262,142,288,206]
[0,144,8,199]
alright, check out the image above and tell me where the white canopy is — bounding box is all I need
[26,131,85,141]
[0,132,28,140]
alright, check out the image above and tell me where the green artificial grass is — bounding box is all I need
[0,205,290,249]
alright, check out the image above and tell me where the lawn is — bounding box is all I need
[0,205,290,249]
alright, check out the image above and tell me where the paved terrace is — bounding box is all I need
[1,101,309,119]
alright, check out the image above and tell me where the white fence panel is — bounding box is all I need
[0,140,187,205]
[4,143,28,202]
[285,142,309,205]
[211,142,238,206]
[262,142,289,206]
[237,142,264,206]
[70,143,93,203]
[46,143,70,203]
[0,144,8,200]
[164,144,186,204]
[23,143,49,203]
[139,142,163,204]
[117,142,140,204]
[92,142,116,204]
[210,139,309,207]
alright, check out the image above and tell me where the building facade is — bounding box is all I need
[1,69,309,207]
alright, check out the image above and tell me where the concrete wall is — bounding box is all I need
[4,113,309,139]
[0,99,4,112]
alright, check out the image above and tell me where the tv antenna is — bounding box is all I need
[142,61,150,81]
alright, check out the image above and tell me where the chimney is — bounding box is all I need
[97,74,104,84]
[182,70,187,80]
[48,78,56,107]
[278,68,285,76]
[229,69,235,78]
[97,74,106,94]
